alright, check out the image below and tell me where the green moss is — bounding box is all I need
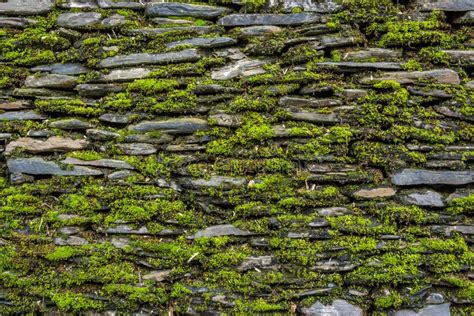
[127,78,180,95]
[374,291,403,309]
[419,47,451,65]
[35,99,103,117]
[51,292,104,312]
[67,151,103,161]
[402,59,422,72]
[234,298,286,313]
[328,215,396,236]
[373,80,402,91]
[45,246,81,261]
[446,195,473,215]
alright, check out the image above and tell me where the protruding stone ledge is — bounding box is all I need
[360,69,461,85]
[391,169,474,186]
[7,158,102,176]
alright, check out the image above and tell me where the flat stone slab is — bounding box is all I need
[300,299,363,316]
[57,12,103,29]
[316,61,402,72]
[211,59,266,80]
[50,119,92,130]
[279,97,342,107]
[218,13,322,26]
[400,191,445,207]
[5,136,88,155]
[31,63,90,75]
[166,37,237,49]
[62,157,135,170]
[0,17,37,28]
[0,110,46,121]
[0,0,54,16]
[343,48,402,60]
[353,187,396,199]
[76,83,123,97]
[419,0,474,12]
[129,118,209,134]
[145,2,231,19]
[238,25,282,37]
[127,26,216,36]
[188,224,253,239]
[186,176,246,188]
[392,169,474,186]
[286,109,339,123]
[98,68,152,82]
[98,49,202,68]
[24,74,77,89]
[361,69,460,85]
[7,158,102,176]
[392,303,450,316]
[117,143,157,155]
[98,0,145,10]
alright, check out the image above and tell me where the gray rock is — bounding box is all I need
[238,25,282,37]
[420,0,474,12]
[117,143,157,155]
[441,50,474,63]
[318,34,359,48]
[276,0,342,12]
[50,119,92,130]
[166,37,237,49]
[0,110,46,121]
[101,14,126,28]
[300,299,363,316]
[57,12,103,29]
[143,270,172,282]
[188,224,253,239]
[279,96,342,107]
[58,0,97,9]
[218,13,322,26]
[54,236,88,246]
[316,61,402,72]
[98,68,152,82]
[27,130,53,138]
[24,74,77,89]
[62,157,135,170]
[311,260,357,272]
[209,113,243,127]
[318,207,352,217]
[98,0,144,10]
[308,218,329,228]
[407,87,452,99]
[343,48,402,60]
[5,136,88,155]
[401,191,445,207]
[286,109,339,123]
[76,84,122,98]
[237,255,278,271]
[353,187,396,199]
[98,49,202,68]
[86,129,120,141]
[452,11,474,24]
[31,63,90,75]
[339,89,368,100]
[108,170,132,180]
[211,59,266,80]
[426,293,445,305]
[7,158,102,176]
[186,176,246,188]
[361,69,460,85]
[0,17,37,28]
[434,105,473,122]
[0,0,54,16]
[99,113,132,124]
[129,118,209,134]
[124,133,174,144]
[392,303,450,316]
[105,225,150,235]
[145,2,231,19]
[431,225,474,236]
[13,88,75,98]
[391,169,474,186]
[0,100,32,110]
[10,173,34,184]
[127,26,216,36]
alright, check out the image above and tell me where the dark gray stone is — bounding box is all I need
[117,143,157,155]
[316,61,402,72]
[166,37,237,49]
[127,26,216,36]
[311,260,357,272]
[99,113,132,124]
[286,109,339,123]
[101,14,126,28]
[50,119,92,130]
[238,25,282,37]
[188,224,253,239]
[129,118,209,134]
[343,48,402,60]
[145,2,231,19]
[7,158,102,176]
[86,129,120,141]
[420,0,474,12]
[237,255,278,271]
[58,0,97,9]
[108,170,132,180]
[62,157,134,170]
[57,12,102,29]
[54,236,88,246]
[318,34,359,48]
[211,59,266,80]
[76,84,123,98]
[401,191,445,207]
[361,69,461,85]
[98,0,144,10]
[0,0,54,16]
[426,293,445,304]
[24,74,77,89]
[98,49,202,68]
[0,17,37,28]
[185,176,246,188]
[31,63,90,75]
[279,96,342,107]
[391,169,474,186]
[392,303,450,316]
[300,299,363,316]
[0,110,46,121]
[218,13,322,26]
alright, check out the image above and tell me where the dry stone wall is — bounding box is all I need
[0,0,473,314]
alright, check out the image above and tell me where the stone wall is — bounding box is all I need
[0,0,473,314]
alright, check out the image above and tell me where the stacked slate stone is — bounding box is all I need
[0,0,473,314]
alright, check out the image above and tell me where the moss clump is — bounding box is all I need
[127,78,180,95]
[67,151,103,161]
[35,99,103,117]
[402,59,422,72]
[45,246,81,261]
[446,195,473,215]
[51,293,104,313]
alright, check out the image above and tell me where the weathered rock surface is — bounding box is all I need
[300,299,363,316]
[219,13,321,26]
[400,191,445,207]
[98,49,202,68]
[392,303,451,316]
[7,158,102,176]
[392,169,474,186]
[146,2,231,19]
[188,224,253,239]
[57,12,103,29]
[166,37,237,49]
[361,69,461,85]
[316,61,402,72]
[0,0,54,15]
[31,63,90,75]
[117,143,157,155]
[212,59,266,80]
[353,187,396,199]
[24,74,77,89]
[5,137,88,155]
[0,111,46,121]
[62,157,134,170]
[420,0,474,11]
[129,118,209,134]
[50,119,92,130]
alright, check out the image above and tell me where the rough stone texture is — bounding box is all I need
[0,1,473,315]
[98,49,202,68]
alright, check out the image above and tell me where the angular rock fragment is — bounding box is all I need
[188,224,253,239]
[62,157,134,170]
[238,25,282,37]
[98,68,152,82]
[452,11,474,24]
[353,187,396,199]
[218,13,322,26]
[392,303,451,316]
[129,118,209,134]
[86,129,120,141]
[0,111,46,121]
[24,74,77,89]
[211,59,266,80]
[5,137,88,155]
[419,0,474,11]
[50,119,92,130]
[0,17,37,28]
[76,83,123,98]
[391,169,474,186]
[7,158,102,176]
[400,191,445,207]
[300,299,363,316]
[57,12,103,29]
[117,143,157,155]
[0,0,55,16]
[31,63,90,75]
[361,69,460,85]
[166,37,237,49]
[98,49,202,68]
[146,2,231,19]
[237,255,279,271]
[143,270,172,282]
